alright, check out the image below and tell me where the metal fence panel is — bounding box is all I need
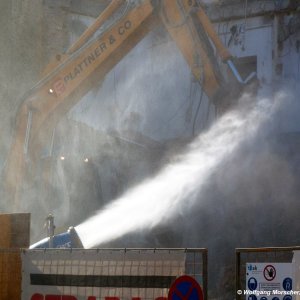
[22,248,207,300]
[236,247,300,300]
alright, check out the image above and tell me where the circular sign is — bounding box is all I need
[263,265,276,281]
[168,275,203,300]
[283,296,292,300]
[248,277,258,291]
[283,277,292,291]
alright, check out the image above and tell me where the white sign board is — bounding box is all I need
[246,263,295,300]
[22,249,186,300]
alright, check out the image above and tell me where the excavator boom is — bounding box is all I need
[3,0,251,209]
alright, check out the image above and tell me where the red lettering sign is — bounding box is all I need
[31,295,77,300]
[31,295,168,300]
[45,296,61,300]
[31,294,44,300]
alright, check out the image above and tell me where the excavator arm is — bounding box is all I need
[3,0,252,209]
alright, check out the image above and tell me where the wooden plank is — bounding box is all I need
[0,214,30,248]
[0,249,22,300]
[0,215,11,248]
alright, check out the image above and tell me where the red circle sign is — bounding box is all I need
[168,275,203,300]
[263,265,276,281]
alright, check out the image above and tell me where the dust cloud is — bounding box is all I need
[76,95,280,248]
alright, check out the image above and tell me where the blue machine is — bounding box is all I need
[30,215,83,248]
[30,227,83,248]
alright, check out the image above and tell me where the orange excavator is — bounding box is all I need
[3,0,255,210]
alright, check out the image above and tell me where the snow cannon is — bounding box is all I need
[30,214,83,249]
[30,226,83,249]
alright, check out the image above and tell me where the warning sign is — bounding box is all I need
[168,275,203,300]
[246,263,295,300]
[264,265,276,281]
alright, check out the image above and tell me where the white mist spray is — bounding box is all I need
[75,97,278,248]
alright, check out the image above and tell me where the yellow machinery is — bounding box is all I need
[3,0,253,210]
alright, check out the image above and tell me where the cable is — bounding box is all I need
[242,0,248,51]
[95,0,131,37]
[298,53,300,81]
[205,101,211,128]
[192,80,204,136]
[223,22,229,46]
